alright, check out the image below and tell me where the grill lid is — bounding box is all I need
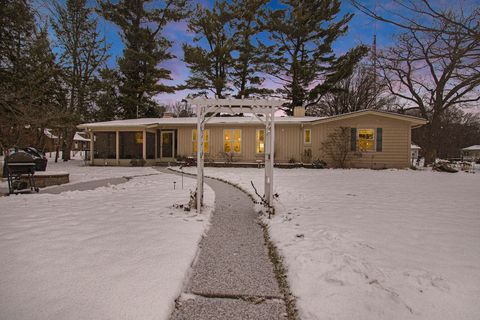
[6,151,36,163]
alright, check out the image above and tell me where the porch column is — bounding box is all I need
[142,130,146,160]
[154,130,158,160]
[116,131,119,164]
[89,131,94,165]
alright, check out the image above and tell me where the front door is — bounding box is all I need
[161,131,174,159]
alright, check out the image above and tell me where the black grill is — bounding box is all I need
[5,151,39,194]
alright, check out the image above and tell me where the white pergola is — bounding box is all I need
[187,98,284,213]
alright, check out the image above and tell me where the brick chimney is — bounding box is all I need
[293,106,305,117]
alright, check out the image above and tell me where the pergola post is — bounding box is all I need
[197,106,204,212]
[264,109,275,206]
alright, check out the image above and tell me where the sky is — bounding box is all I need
[38,0,478,106]
[86,0,400,105]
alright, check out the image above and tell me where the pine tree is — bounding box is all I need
[266,0,368,114]
[182,1,234,98]
[101,0,189,118]
[92,67,121,122]
[51,0,109,159]
[0,1,65,150]
[228,0,271,98]
[27,26,66,131]
[0,0,36,131]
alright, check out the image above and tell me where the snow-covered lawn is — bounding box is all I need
[1,154,159,191]
[42,154,159,184]
[0,172,214,320]
[180,167,480,320]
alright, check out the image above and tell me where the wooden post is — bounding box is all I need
[89,131,94,165]
[269,109,275,206]
[142,130,146,160]
[197,106,204,213]
[116,131,119,164]
[264,110,275,206]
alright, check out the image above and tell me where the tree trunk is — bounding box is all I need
[62,128,75,161]
[423,118,441,166]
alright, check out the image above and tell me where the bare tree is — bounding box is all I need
[350,0,479,41]
[167,101,194,117]
[321,126,352,168]
[309,63,396,116]
[377,13,480,164]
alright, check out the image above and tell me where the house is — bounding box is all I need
[77,109,427,169]
[73,132,91,151]
[411,144,421,163]
[461,145,480,162]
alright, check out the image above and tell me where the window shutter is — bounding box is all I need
[350,128,357,151]
[376,128,383,152]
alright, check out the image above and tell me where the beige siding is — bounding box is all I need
[310,114,411,168]
[174,124,303,163]
[89,114,414,168]
[274,125,303,162]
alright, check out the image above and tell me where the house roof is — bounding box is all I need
[44,128,59,139]
[411,144,421,150]
[308,110,427,126]
[77,109,427,130]
[73,132,91,142]
[78,116,325,129]
[462,145,480,151]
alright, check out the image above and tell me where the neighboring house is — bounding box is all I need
[73,132,91,151]
[411,144,421,162]
[42,129,59,152]
[461,145,480,162]
[77,109,427,169]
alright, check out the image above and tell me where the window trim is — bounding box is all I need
[357,128,376,152]
[223,129,242,154]
[256,129,265,154]
[192,129,210,154]
[304,128,312,145]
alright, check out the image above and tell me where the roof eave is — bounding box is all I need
[308,110,428,126]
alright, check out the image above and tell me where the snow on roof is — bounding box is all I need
[411,144,421,150]
[78,116,325,128]
[73,132,91,142]
[44,128,58,139]
[462,145,480,151]
[77,109,427,129]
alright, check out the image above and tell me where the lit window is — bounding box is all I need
[358,129,375,151]
[256,129,265,153]
[224,129,241,153]
[192,129,209,153]
[304,129,311,144]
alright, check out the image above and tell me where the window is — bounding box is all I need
[223,129,241,153]
[358,129,375,152]
[256,129,265,154]
[304,129,311,144]
[146,132,155,159]
[192,129,209,153]
[119,132,143,159]
[94,132,116,159]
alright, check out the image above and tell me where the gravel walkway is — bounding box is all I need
[170,176,287,320]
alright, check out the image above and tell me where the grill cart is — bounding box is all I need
[5,151,40,195]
